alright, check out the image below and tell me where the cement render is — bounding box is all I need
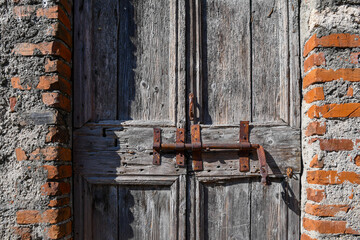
[301,0,360,239]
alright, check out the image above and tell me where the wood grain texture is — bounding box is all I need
[201,0,251,125]
[92,0,119,121]
[118,0,173,121]
[202,179,251,240]
[252,0,283,123]
[73,0,93,128]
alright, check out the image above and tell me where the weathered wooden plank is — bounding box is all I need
[91,185,118,240]
[289,0,301,128]
[287,174,301,240]
[201,179,251,240]
[201,0,251,124]
[177,0,186,128]
[118,0,174,122]
[252,0,287,124]
[118,185,173,239]
[250,178,287,240]
[73,0,93,128]
[92,0,119,121]
[73,174,84,239]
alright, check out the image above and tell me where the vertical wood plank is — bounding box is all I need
[91,185,118,240]
[73,175,84,240]
[252,0,285,123]
[74,0,93,128]
[118,0,173,122]
[118,186,173,239]
[201,0,251,125]
[92,0,119,121]
[287,175,301,240]
[178,175,187,240]
[83,180,93,240]
[250,179,286,240]
[289,0,301,128]
[177,0,186,128]
[202,179,251,240]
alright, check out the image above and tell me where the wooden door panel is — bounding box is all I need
[74,0,186,126]
[199,0,300,126]
[201,0,251,124]
[189,177,300,240]
[75,176,186,240]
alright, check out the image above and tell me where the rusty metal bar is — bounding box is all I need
[176,128,186,167]
[239,121,250,172]
[191,124,203,171]
[153,128,161,165]
[159,143,259,151]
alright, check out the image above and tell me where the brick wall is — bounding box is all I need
[0,0,72,239]
[301,1,360,239]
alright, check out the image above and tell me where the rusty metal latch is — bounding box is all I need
[153,121,269,185]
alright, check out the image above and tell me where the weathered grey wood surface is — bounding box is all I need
[188,175,300,240]
[74,0,301,239]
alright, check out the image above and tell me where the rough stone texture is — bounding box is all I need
[301,1,360,239]
[0,0,72,239]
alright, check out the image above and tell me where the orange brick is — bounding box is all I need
[46,221,72,239]
[48,197,70,207]
[59,0,72,15]
[13,5,36,18]
[37,75,71,96]
[13,41,71,63]
[42,207,71,224]
[36,5,71,31]
[303,68,360,89]
[307,188,326,202]
[42,146,71,161]
[304,52,326,72]
[46,126,70,144]
[45,59,71,80]
[43,165,72,179]
[309,155,323,168]
[323,103,360,118]
[304,87,325,103]
[307,105,330,119]
[16,148,28,161]
[47,23,72,48]
[354,155,360,166]
[303,218,347,234]
[347,86,354,97]
[305,203,350,217]
[349,107,360,117]
[42,92,71,112]
[319,139,354,151]
[41,182,70,196]
[304,33,360,57]
[29,148,41,160]
[350,52,360,64]
[307,170,360,185]
[305,122,326,136]
[9,97,17,112]
[16,210,41,224]
[301,234,317,240]
[11,77,31,90]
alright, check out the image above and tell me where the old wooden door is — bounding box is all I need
[73,0,301,239]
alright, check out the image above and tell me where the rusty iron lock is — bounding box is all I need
[152,121,269,185]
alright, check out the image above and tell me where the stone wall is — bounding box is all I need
[300,0,360,239]
[0,0,72,239]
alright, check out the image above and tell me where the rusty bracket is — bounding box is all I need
[257,145,268,185]
[176,128,185,167]
[239,121,250,172]
[153,128,161,165]
[191,124,203,171]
